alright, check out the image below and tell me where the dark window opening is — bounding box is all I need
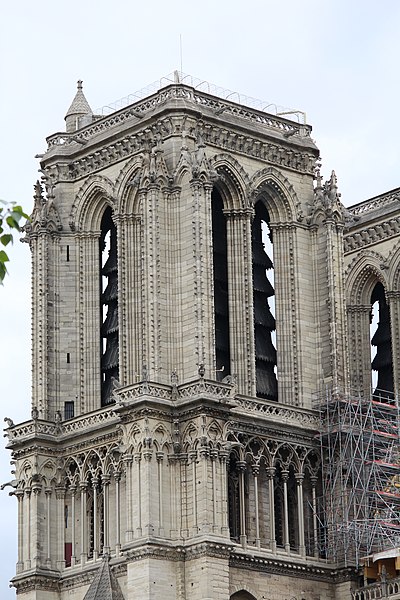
[66,245,70,262]
[64,542,72,567]
[228,454,240,541]
[64,401,74,420]
[100,207,119,405]
[212,188,230,381]
[87,475,104,559]
[370,282,394,399]
[66,352,70,364]
[252,201,277,400]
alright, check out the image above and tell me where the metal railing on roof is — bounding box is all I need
[94,71,306,124]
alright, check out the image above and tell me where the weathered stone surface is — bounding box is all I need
[6,76,400,600]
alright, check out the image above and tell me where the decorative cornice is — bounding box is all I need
[347,187,400,217]
[46,84,313,150]
[232,395,319,430]
[227,419,316,446]
[42,107,317,186]
[6,406,119,447]
[59,560,127,590]
[185,541,233,560]
[11,571,60,592]
[229,550,353,583]
[126,543,185,562]
[345,217,400,253]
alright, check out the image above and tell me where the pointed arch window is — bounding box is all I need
[100,207,119,405]
[212,188,231,380]
[370,282,394,398]
[252,200,277,400]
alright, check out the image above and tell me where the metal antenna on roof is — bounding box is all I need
[180,34,183,77]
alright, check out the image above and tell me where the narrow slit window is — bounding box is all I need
[64,401,74,420]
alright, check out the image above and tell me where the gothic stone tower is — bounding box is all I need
[5,76,354,599]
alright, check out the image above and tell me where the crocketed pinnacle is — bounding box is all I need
[65,80,93,132]
[83,554,125,600]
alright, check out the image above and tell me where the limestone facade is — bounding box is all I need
[4,76,400,600]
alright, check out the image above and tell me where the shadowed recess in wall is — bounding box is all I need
[252,200,277,400]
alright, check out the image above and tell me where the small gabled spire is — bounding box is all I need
[65,80,93,133]
[83,554,125,600]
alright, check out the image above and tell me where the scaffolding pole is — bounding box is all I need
[314,387,400,567]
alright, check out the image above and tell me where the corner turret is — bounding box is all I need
[64,79,93,132]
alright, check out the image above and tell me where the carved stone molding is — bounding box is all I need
[347,188,400,218]
[345,217,400,252]
[126,544,185,562]
[43,101,317,185]
[232,395,318,429]
[11,572,60,592]
[46,85,312,150]
[229,550,353,583]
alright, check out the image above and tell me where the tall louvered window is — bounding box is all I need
[370,282,394,398]
[100,207,119,405]
[212,188,231,381]
[252,201,277,400]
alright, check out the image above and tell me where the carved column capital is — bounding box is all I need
[266,466,276,478]
[102,475,111,486]
[32,482,42,495]
[123,453,133,465]
[218,450,229,462]
[15,489,24,500]
[295,473,304,485]
[223,208,253,221]
[210,449,218,461]
[188,450,197,463]
[55,485,65,500]
[281,469,289,482]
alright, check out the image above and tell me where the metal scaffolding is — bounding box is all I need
[315,387,400,566]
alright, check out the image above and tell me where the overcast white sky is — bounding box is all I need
[1,0,400,595]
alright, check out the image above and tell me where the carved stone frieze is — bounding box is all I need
[227,420,316,446]
[46,85,312,149]
[229,551,341,582]
[43,109,317,187]
[345,217,400,253]
[347,187,400,218]
[126,544,185,562]
[11,572,60,593]
[232,395,319,429]
[59,561,127,590]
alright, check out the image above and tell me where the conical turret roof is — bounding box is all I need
[65,80,93,118]
[83,555,125,600]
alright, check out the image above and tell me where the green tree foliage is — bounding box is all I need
[0,201,29,283]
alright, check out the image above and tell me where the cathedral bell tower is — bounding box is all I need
[5,74,352,600]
